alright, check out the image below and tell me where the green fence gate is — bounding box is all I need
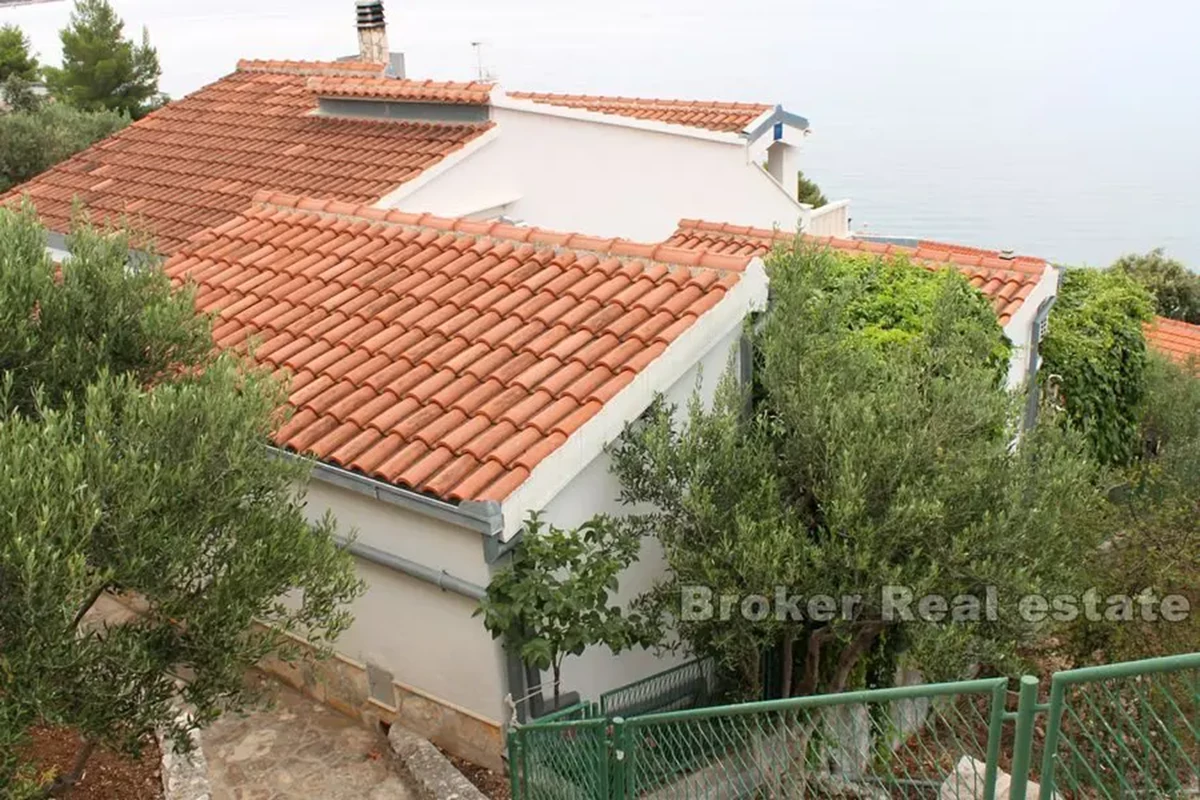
[508,651,1200,800]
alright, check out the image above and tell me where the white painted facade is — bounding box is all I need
[1001,263,1061,391]
[380,95,849,244]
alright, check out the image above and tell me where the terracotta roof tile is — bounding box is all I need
[665,219,1050,325]
[506,92,772,133]
[1144,316,1200,371]
[309,76,493,105]
[4,62,493,253]
[164,194,745,502]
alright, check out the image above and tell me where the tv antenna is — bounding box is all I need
[470,41,496,82]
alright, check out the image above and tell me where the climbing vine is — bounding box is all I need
[1040,268,1155,465]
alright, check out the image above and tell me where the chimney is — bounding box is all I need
[356,0,389,64]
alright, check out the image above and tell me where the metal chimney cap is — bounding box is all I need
[356,0,385,28]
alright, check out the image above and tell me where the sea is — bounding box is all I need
[3,0,1197,267]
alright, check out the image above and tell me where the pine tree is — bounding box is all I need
[43,0,164,119]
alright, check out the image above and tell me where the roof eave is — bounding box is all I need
[495,258,770,541]
[742,105,811,142]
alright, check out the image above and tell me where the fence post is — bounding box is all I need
[1036,678,1066,800]
[507,726,523,800]
[981,680,1008,800]
[1008,675,1041,800]
[609,716,626,800]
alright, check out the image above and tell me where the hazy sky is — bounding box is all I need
[4,0,1199,266]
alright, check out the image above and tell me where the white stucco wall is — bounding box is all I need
[538,325,744,704]
[1001,264,1060,390]
[302,480,508,724]
[388,107,809,243]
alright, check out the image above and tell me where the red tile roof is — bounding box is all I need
[236,59,387,77]
[309,76,493,105]
[505,92,772,133]
[3,61,492,253]
[666,220,1050,325]
[1144,316,1200,370]
[164,192,748,502]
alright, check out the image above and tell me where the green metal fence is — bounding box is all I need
[508,651,1200,800]
[598,658,717,719]
[1038,652,1200,800]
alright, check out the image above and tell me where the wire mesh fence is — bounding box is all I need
[1037,653,1200,800]
[599,658,718,719]
[509,652,1200,800]
[620,677,1007,799]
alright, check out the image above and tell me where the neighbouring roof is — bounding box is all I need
[164,192,749,502]
[3,60,493,253]
[1144,316,1200,369]
[505,92,772,133]
[665,220,1050,325]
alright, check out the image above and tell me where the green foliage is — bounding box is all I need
[1070,355,1200,662]
[1040,268,1154,466]
[0,206,362,796]
[476,512,659,707]
[0,24,39,83]
[43,0,164,119]
[1112,248,1200,325]
[0,102,128,191]
[611,243,1105,701]
[796,169,827,208]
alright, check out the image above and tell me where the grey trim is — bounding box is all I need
[742,105,810,141]
[316,97,490,124]
[1022,296,1058,431]
[338,535,487,600]
[505,650,529,724]
[273,447,503,536]
[483,528,523,564]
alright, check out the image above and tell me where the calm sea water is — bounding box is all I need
[4,0,1198,267]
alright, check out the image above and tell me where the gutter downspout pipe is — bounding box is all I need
[335,536,486,600]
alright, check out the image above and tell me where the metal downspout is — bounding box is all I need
[335,537,487,601]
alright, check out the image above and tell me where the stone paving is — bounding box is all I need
[202,680,412,800]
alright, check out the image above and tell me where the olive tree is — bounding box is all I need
[0,206,361,798]
[611,243,1106,701]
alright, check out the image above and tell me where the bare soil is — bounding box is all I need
[436,745,510,800]
[23,726,163,800]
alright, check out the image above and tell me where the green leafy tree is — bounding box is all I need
[43,0,164,119]
[476,512,659,710]
[0,24,39,83]
[611,243,1105,702]
[1040,268,1155,465]
[0,205,362,798]
[796,169,828,208]
[1111,248,1200,325]
[1070,354,1200,662]
[0,102,128,191]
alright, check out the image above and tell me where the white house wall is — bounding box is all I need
[302,479,508,724]
[539,325,744,704]
[389,108,809,243]
[1001,265,1060,391]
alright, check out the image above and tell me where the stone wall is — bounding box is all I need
[259,633,506,772]
[92,592,506,773]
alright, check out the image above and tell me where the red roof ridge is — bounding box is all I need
[508,91,771,111]
[247,191,756,274]
[307,75,494,105]
[669,218,1050,325]
[504,92,773,133]
[674,218,1043,277]
[236,58,386,77]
